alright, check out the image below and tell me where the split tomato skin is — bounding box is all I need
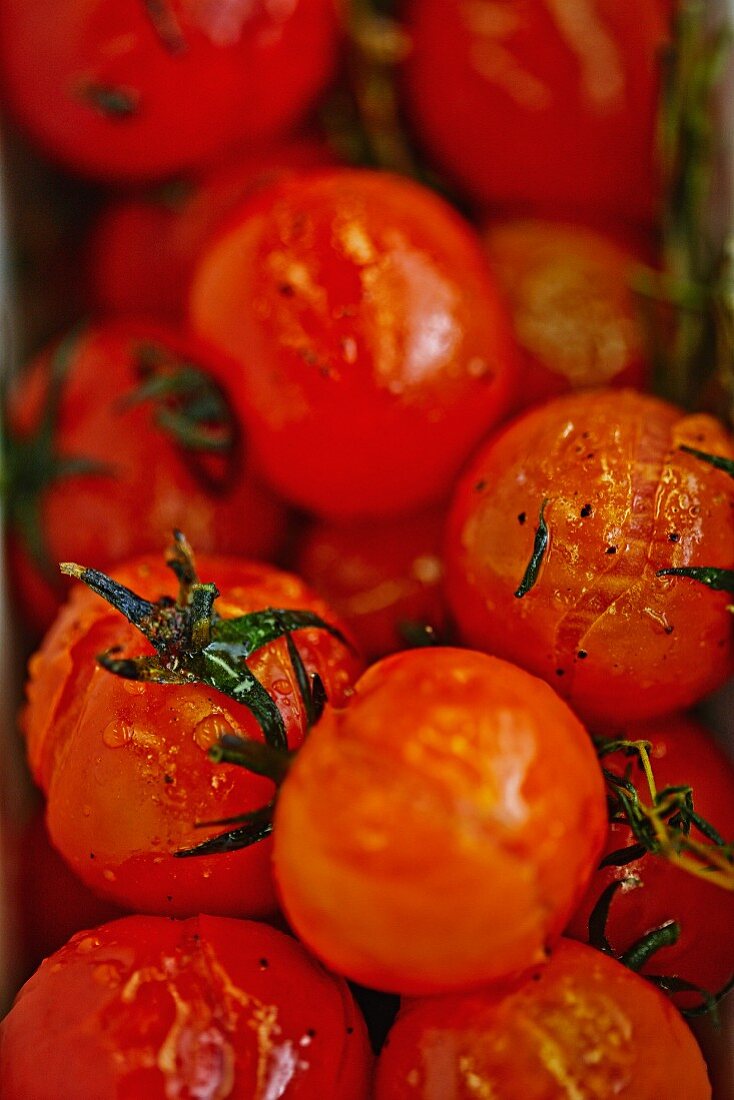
[23,554,361,917]
[4,320,285,635]
[483,219,651,409]
[373,938,711,1099]
[0,915,372,1100]
[446,390,734,724]
[566,713,734,1008]
[403,0,672,225]
[294,508,447,659]
[189,168,519,518]
[273,647,606,995]
[0,0,340,180]
[86,137,337,321]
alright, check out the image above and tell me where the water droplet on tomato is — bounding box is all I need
[272,678,292,695]
[193,714,234,750]
[102,719,132,748]
[82,804,92,817]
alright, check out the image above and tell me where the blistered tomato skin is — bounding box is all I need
[23,555,361,916]
[273,648,606,995]
[190,169,519,519]
[87,137,337,321]
[0,915,373,1100]
[484,219,650,409]
[4,321,285,636]
[0,0,340,180]
[446,390,734,724]
[373,939,711,1099]
[567,714,734,1008]
[403,0,672,225]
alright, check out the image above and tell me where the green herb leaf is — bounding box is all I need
[680,444,734,478]
[514,499,549,599]
[657,566,734,592]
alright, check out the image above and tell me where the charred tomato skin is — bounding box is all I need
[23,554,361,917]
[373,938,710,1099]
[273,647,606,995]
[189,168,519,519]
[0,915,372,1100]
[445,390,734,724]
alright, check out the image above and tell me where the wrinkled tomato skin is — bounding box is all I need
[4,321,285,636]
[0,915,372,1100]
[86,137,337,321]
[273,648,606,995]
[0,0,340,180]
[373,939,710,1099]
[23,555,361,916]
[403,0,673,225]
[446,390,734,724]
[294,508,447,660]
[189,169,519,519]
[484,219,651,410]
[567,714,734,1009]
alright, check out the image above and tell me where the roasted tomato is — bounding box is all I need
[445,390,734,724]
[0,915,372,1099]
[189,168,519,518]
[3,320,284,635]
[272,647,606,994]
[567,713,734,1010]
[402,0,673,225]
[86,137,336,321]
[23,546,361,916]
[373,938,710,1098]
[484,219,651,408]
[0,0,340,180]
[294,508,447,659]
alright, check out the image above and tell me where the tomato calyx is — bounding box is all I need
[514,498,550,599]
[143,0,188,55]
[2,327,114,580]
[79,83,140,120]
[597,738,734,890]
[60,531,345,754]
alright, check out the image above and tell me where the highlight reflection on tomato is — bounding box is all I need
[0,915,372,1100]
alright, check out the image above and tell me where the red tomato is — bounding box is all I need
[484,219,651,408]
[294,508,447,659]
[189,168,519,518]
[23,552,361,916]
[0,0,340,180]
[0,915,372,1099]
[567,713,734,1010]
[373,939,711,1098]
[273,647,606,994]
[86,137,337,320]
[445,390,734,724]
[403,0,673,225]
[3,320,285,635]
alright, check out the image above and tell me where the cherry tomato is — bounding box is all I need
[0,914,372,1099]
[484,219,651,409]
[402,0,673,225]
[445,390,734,724]
[86,137,337,321]
[23,551,361,916]
[294,508,447,659]
[373,938,710,1098]
[0,0,340,180]
[189,168,519,518]
[567,713,734,1010]
[3,320,285,635]
[273,647,606,994]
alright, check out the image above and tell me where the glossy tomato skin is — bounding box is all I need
[0,0,340,180]
[484,219,651,409]
[23,554,361,916]
[373,938,710,1099]
[4,321,285,635]
[567,714,734,1008]
[446,390,734,724]
[294,508,447,659]
[190,169,519,518]
[0,915,372,1100]
[87,137,337,321]
[403,0,672,225]
[273,647,606,995]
